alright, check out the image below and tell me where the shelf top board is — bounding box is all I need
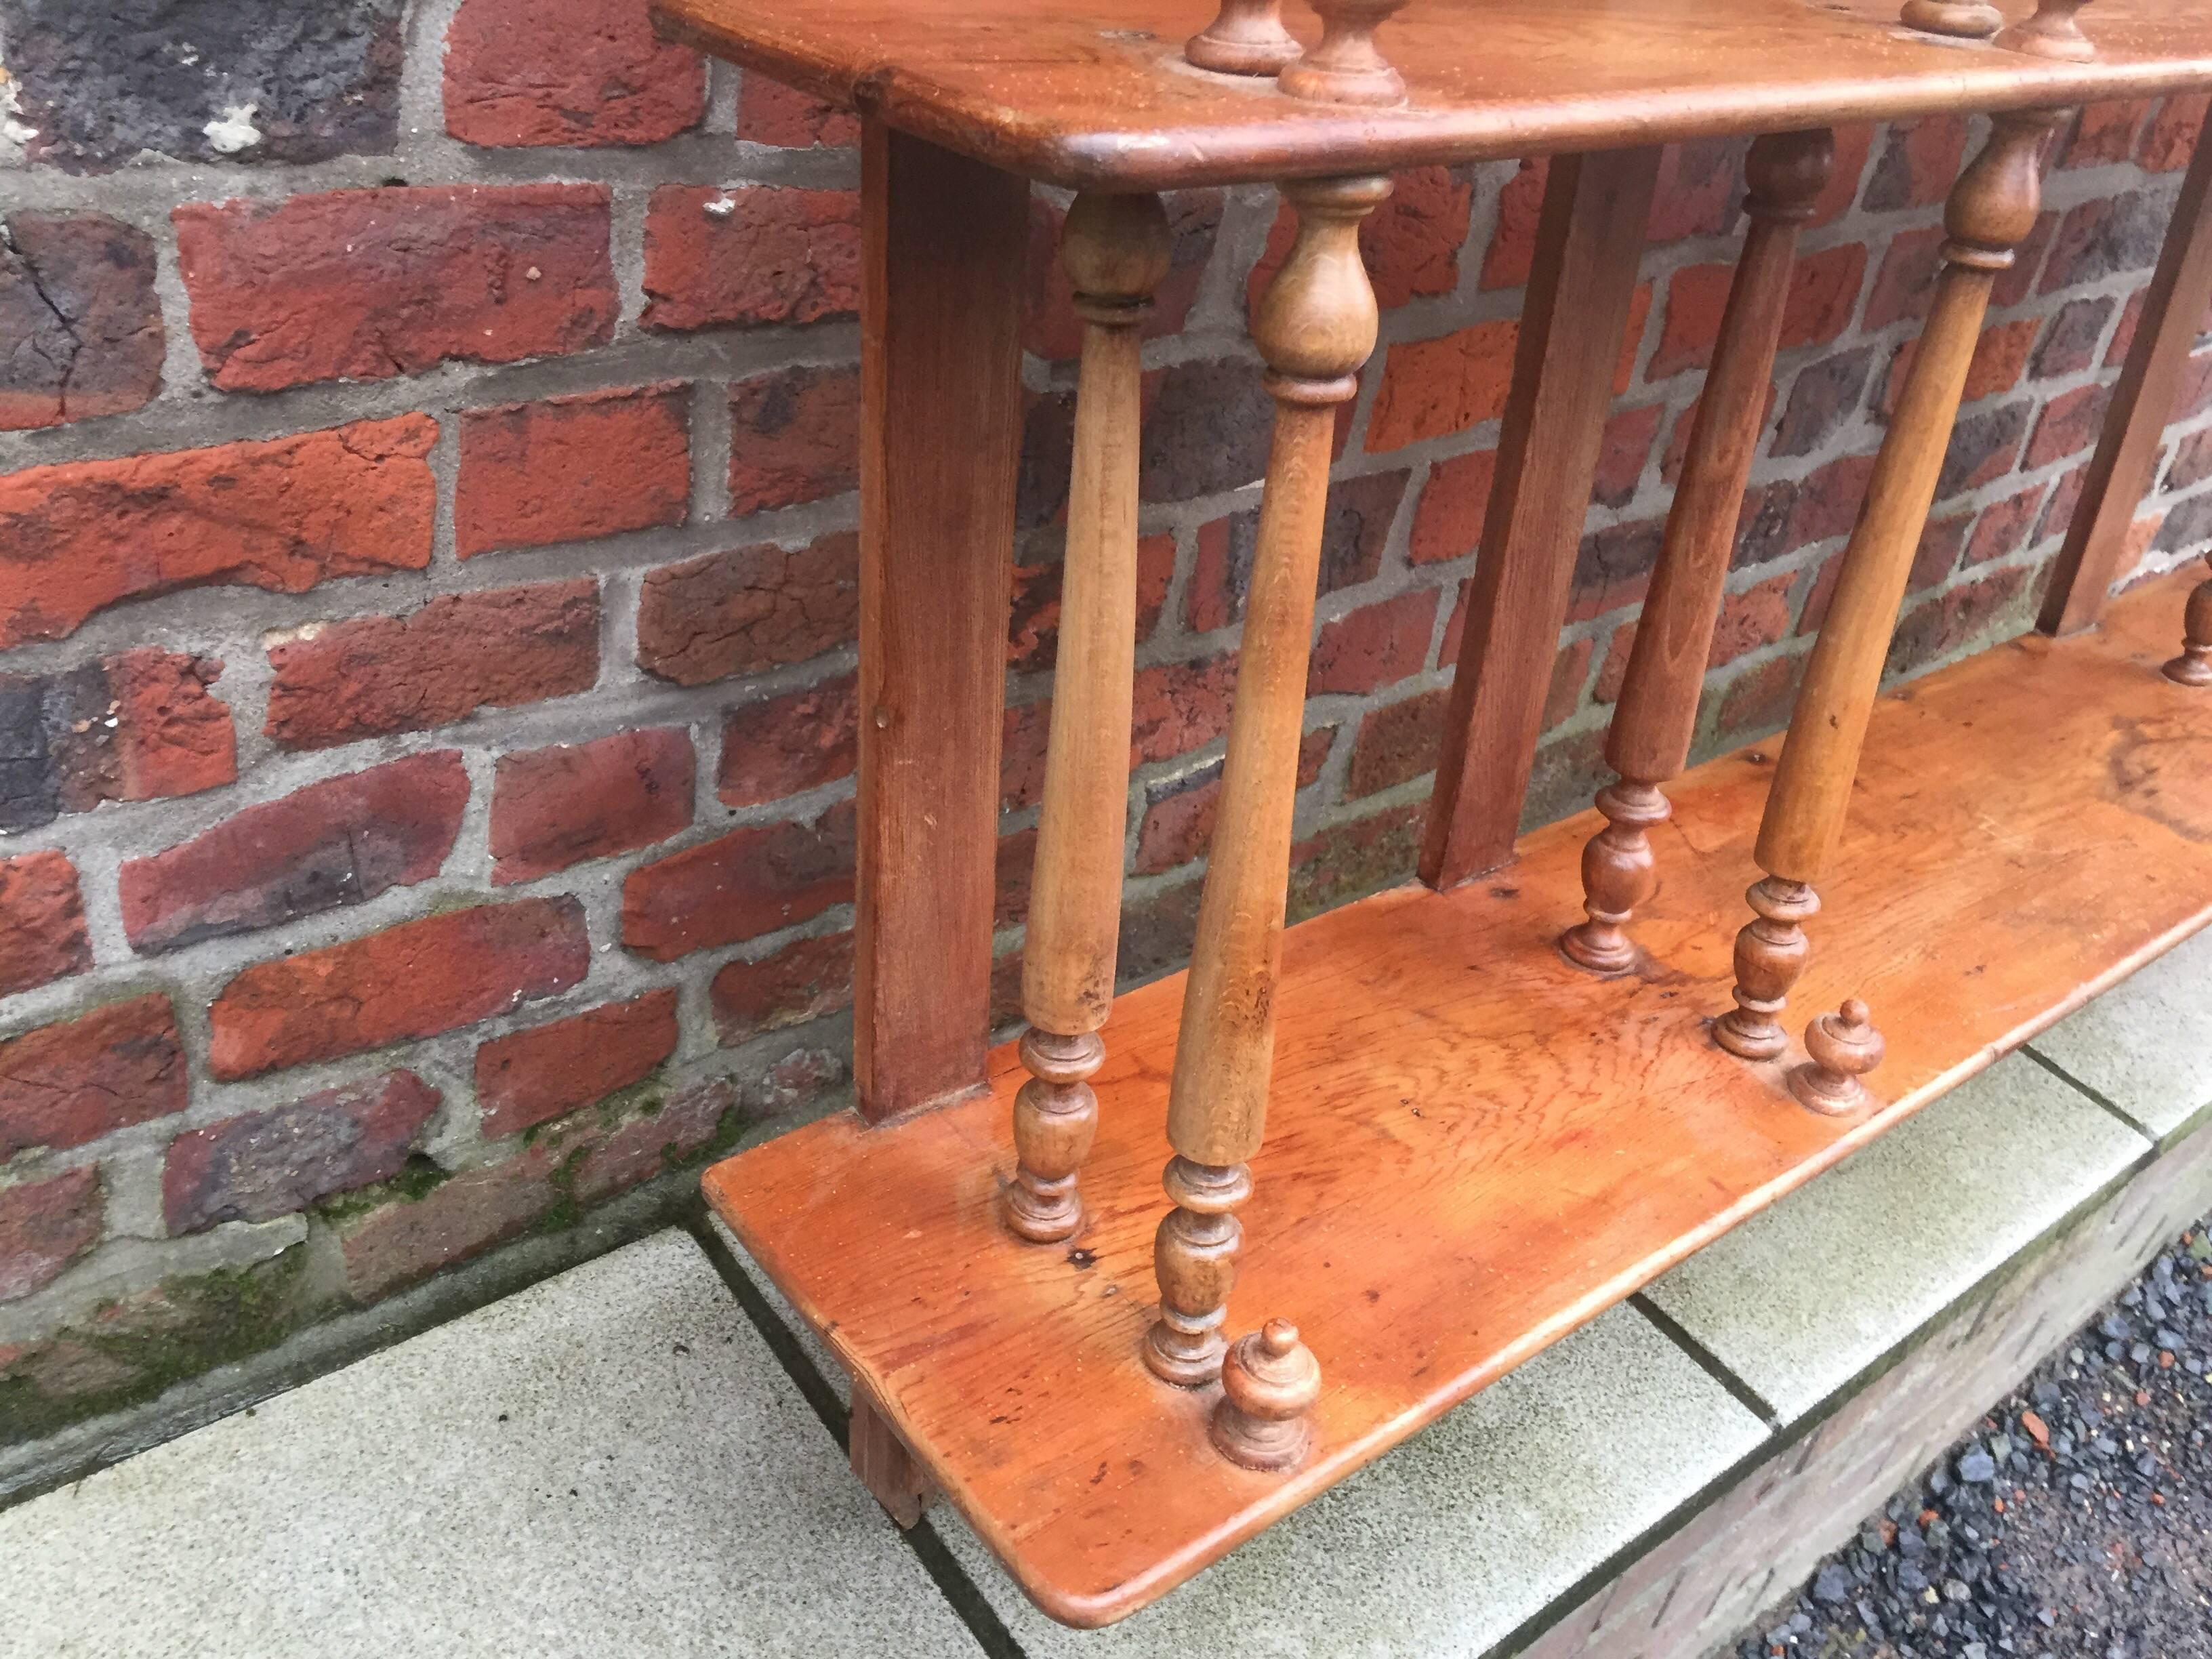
[653,0,2212,188]
[702,568,2212,1628]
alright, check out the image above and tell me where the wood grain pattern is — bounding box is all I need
[653,0,2212,190]
[852,125,1027,1123]
[705,567,2212,1629]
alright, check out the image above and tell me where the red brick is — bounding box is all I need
[337,1149,561,1302]
[736,75,859,147]
[0,417,435,649]
[1882,317,2041,416]
[1288,801,1425,920]
[0,1168,101,1303]
[1650,138,1748,243]
[265,581,598,750]
[1991,211,2059,308]
[119,752,469,955]
[1566,518,1666,623]
[1408,447,1497,565]
[1345,687,1450,798]
[443,0,703,146]
[1887,566,2030,675]
[1910,511,1973,594]
[621,805,855,962]
[1593,622,1635,704]
[173,187,614,392]
[1032,190,1222,360]
[1785,454,1880,556]
[0,995,184,1160]
[1715,652,1806,741]
[207,900,589,1080]
[636,533,859,687]
[1368,321,1518,451]
[456,384,689,556]
[1864,226,1946,331]
[1864,115,1967,212]
[2026,384,2112,470]
[729,364,859,516]
[1708,573,1795,668]
[0,212,163,432]
[0,851,90,996]
[1135,730,1334,875]
[1309,590,1439,696]
[1186,471,1406,632]
[1594,405,1662,508]
[571,1073,738,1202]
[1481,158,1548,291]
[2062,100,2150,169]
[1965,483,2049,567]
[163,1071,441,1235]
[641,186,861,332]
[1650,262,1732,381]
[1780,243,1866,349]
[0,651,235,833]
[712,931,855,1044]
[475,989,678,1137]
[2139,94,2211,172]
[718,674,857,808]
[1133,655,1241,764]
[491,728,693,884]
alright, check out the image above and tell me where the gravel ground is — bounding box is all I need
[1730,1220,2212,1659]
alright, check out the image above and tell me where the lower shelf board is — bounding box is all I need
[703,568,2212,1628]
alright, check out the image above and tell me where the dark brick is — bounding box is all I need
[455,384,689,556]
[1886,566,2030,676]
[712,932,854,1044]
[1309,590,1439,695]
[443,0,703,147]
[1134,729,1333,875]
[1649,137,1749,243]
[0,651,235,834]
[1965,483,2049,567]
[336,1147,560,1302]
[635,533,859,687]
[2032,295,2116,379]
[2165,428,2212,493]
[717,674,857,808]
[1936,400,2031,501]
[2153,489,2212,555]
[1862,115,1967,213]
[2041,190,2180,295]
[1864,227,1946,331]
[163,1071,441,1234]
[119,752,468,954]
[621,805,855,962]
[490,728,693,884]
[1140,359,1279,501]
[0,995,184,1159]
[1186,470,1408,632]
[0,1168,101,1303]
[1715,652,1807,741]
[1772,346,1876,459]
[0,212,162,430]
[1346,687,1451,799]
[641,186,860,332]
[729,363,859,516]
[1288,802,1425,922]
[2025,384,2112,470]
[1569,518,1667,621]
[0,851,91,996]
[474,989,678,1138]
[1016,386,1078,530]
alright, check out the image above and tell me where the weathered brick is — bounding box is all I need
[729,364,859,516]
[1881,318,2040,417]
[2025,383,2112,470]
[2140,94,2212,172]
[0,995,184,1160]
[1369,321,1519,449]
[1771,346,1876,458]
[1186,471,1407,632]
[0,851,91,997]
[1140,359,1279,500]
[1863,115,1967,213]
[490,727,693,885]
[640,186,861,332]
[2062,100,2149,169]
[264,580,600,749]
[1408,447,1497,565]
[5,0,403,169]
[1345,687,1451,798]
[1593,405,1662,508]
[571,1073,737,1202]
[621,806,855,962]
[163,1071,441,1235]
[1568,518,1666,622]
[2032,295,2116,380]
[636,534,858,687]
[1132,655,1240,766]
[1936,401,2031,501]
[1135,730,1334,875]
[718,674,858,808]
[1031,190,1221,360]
[173,186,614,391]
[1009,533,1174,672]
[337,1149,558,1303]
[1309,590,1439,696]
[1965,483,2048,567]
[1017,386,1078,529]
[735,75,859,147]
[994,827,1036,933]
[998,700,1053,813]
[455,384,690,556]
[1780,243,1867,349]
[1863,226,1946,331]
[474,989,678,1138]
[1811,126,1877,227]
[2165,427,2212,493]
[1887,566,2030,676]
[1649,138,1748,243]
[119,752,468,954]
[1,649,236,834]
[443,0,703,147]
[0,212,162,430]
[1480,158,1547,290]
[207,899,589,1080]
[1909,510,1973,594]
[1709,573,1795,668]
[1715,652,1806,741]
[2040,190,2177,295]
[1992,211,2059,308]
[0,1168,101,1303]
[1288,802,1425,922]
[0,417,435,649]
[712,932,855,1045]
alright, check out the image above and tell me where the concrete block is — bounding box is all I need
[2028,924,2212,1145]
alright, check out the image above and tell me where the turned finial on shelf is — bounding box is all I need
[2167,556,2212,687]
[1898,1,2002,39]
[1186,0,1302,74]
[1789,998,1885,1115]
[1278,0,1410,106]
[1995,0,2098,61]
[1210,1319,1322,1471]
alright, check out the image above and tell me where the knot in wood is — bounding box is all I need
[1061,191,1172,321]
[1250,174,1390,385]
[1744,129,1835,225]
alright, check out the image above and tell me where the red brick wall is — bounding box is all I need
[1,3,2208,1461]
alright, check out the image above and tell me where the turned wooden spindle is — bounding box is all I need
[2167,557,2212,687]
[1718,111,2060,1062]
[1186,0,1300,74]
[1995,0,2097,60]
[1145,174,1388,1387]
[1563,130,1834,975]
[1278,0,1410,106]
[1898,1,2001,39]
[1210,1319,1322,1471]
[1005,192,1172,1244]
[1789,998,1886,1115]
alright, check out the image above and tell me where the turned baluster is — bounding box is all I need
[1996,0,2097,60]
[1145,174,1388,1387]
[1186,0,1301,74]
[1005,192,1172,1244]
[1279,1,1410,106]
[1898,1,2001,39]
[1717,110,2061,1063]
[1563,130,1834,975]
[2168,558,2212,687]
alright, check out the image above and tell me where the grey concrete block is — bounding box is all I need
[2028,925,2212,1145]
[1643,1052,2149,1428]
[0,1231,979,1659]
[936,1303,1770,1659]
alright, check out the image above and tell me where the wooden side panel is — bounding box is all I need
[2040,110,2212,636]
[853,124,1029,1122]
[1420,145,1662,889]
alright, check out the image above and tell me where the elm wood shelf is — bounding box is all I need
[703,566,2212,1629]
[654,0,2212,188]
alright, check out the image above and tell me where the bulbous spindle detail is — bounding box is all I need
[1563,130,1834,977]
[1898,1,2001,38]
[1005,192,1172,1244]
[1186,0,1301,74]
[1144,173,1388,1387]
[1719,111,2061,1065]
[1210,1319,1322,1471]
[1789,998,1886,1115]
[2165,558,2212,687]
[1996,0,2098,60]
[1278,0,1410,106]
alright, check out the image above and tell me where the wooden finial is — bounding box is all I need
[1210,1318,1321,1471]
[1898,1,2002,39]
[1278,0,1410,106]
[1186,0,1301,74]
[2165,557,2212,687]
[1714,877,1820,1061]
[1995,0,2097,60]
[1789,998,1886,1115]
